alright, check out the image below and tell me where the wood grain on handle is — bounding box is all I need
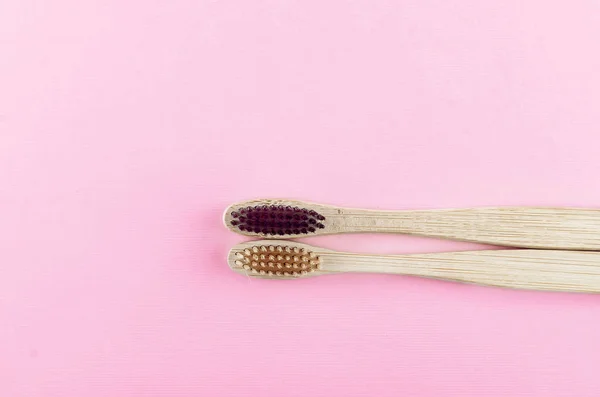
[320,249,600,293]
[228,240,600,293]
[331,207,600,250]
[224,199,600,250]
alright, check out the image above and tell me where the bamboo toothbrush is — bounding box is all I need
[228,240,600,293]
[223,199,600,250]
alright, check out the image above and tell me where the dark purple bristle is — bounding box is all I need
[230,204,326,236]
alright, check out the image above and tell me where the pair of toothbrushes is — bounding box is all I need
[224,199,600,293]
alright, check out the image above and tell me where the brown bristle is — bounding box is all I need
[229,204,326,235]
[235,244,320,277]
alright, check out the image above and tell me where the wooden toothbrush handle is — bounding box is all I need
[332,207,600,250]
[321,250,600,293]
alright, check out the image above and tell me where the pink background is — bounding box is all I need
[2,1,600,396]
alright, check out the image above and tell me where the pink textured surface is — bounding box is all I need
[2,1,600,396]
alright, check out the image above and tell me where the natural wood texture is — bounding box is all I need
[224,199,600,250]
[228,240,600,293]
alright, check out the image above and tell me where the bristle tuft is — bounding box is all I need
[229,204,326,236]
[234,244,320,277]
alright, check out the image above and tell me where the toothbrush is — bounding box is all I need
[228,240,600,293]
[223,199,600,250]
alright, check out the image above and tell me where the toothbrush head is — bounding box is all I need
[224,200,326,238]
[228,241,321,279]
